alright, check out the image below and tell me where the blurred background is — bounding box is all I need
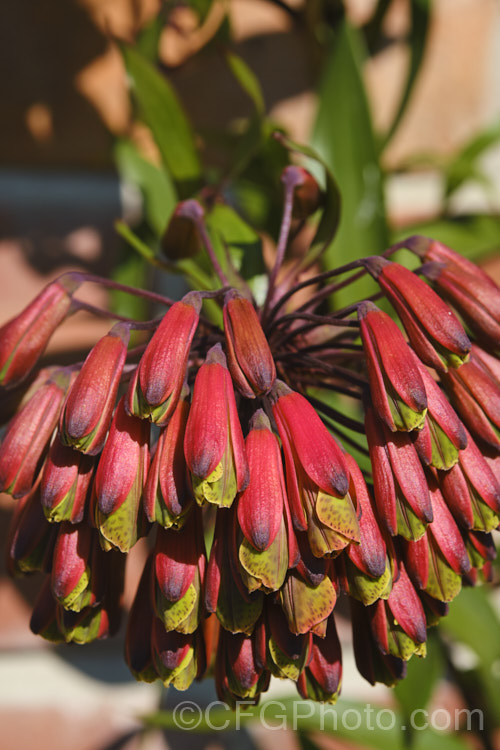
[1,1,500,749]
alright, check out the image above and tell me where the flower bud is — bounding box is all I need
[40,437,94,524]
[441,346,500,454]
[438,430,500,532]
[224,291,276,398]
[413,236,500,350]
[271,381,358,557]
[0,372,69,497]
[412,358,467,470]
[151,623,198,690]
[93,396,150,552]
[184,344,249,508]
[125,555,158,683]
[296,615,342,703]
[266,599,312,681]
[126,293,201,426]
[161,203,202,260]
[350,598,407,687]
[59,324,129,455]
[279,570,336,636]
[205,508,264,634]
[143,388,192,528]
[365,404,432,540]
[153,509,205,634]
[364,257,471,372]
[359,302,427,431]
[287,166,322,220]
[0,276,79,388]
[7,486,57,575]
[215,629,269,706]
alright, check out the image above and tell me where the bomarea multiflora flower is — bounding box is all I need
[1,181,499,708]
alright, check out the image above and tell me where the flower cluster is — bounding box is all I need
[1,188,500,706]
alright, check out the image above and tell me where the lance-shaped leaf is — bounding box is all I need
[205,507,263,634]
[0,275,79,388]
[126,293,200,426]
[364,257,471,372]
[59,324,129,455]
[358,302,427,431]
[125,554,158,683]
[144,388,192,528]
[0,372,69,497]
[184,344,249,508]
[40,437,94,524]
[223,291,276,398]
[296,614,342,704]
[438,429,500,532]
[412,235,500,350]
[154,509,205,634]
[412,358,467,470]
[279,570,336,636]
[365,404,432,540]
[94,396,150,553]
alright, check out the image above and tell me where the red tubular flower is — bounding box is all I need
[153,509,205,634]
[0,372,70,497]
[344,454,392,605]
[265,599,312,681]
[296,614,342,703]
[364,257,471,372]
[270,381,358,557]
[404,475,471,602]
[93,396,150,553]
[205,507,264,634]
[215,629,270,706]
[410,235,500,350]
[369,560,427,661]
[125,555,157,683]
[40,437,94,524]
[7,486,57,576]
[144,387,192,528]
[126,292,201,426]
[350,598,406,687]
[50,522,117,613]
[438,429,500,532]
[223,290,276,398]
[0,276,79,388]
[237,411,298,593]
[184,344,249,508]
[59,324,129,455]
[412,358,467,470]
[358,302,427,431]
[151,621,200,690]
[441,345,500,453]
[365,404,432,540]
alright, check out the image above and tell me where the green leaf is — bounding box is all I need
[312,19,388,308]
[444,121,500,198]
[380,0,431,149]
[441,586,500,667]
[114,139,176,236]
[205,203,264,282]
[121,45,202,198]
[135,12,165,62]
[226,51,265,116]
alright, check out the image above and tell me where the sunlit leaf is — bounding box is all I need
[121,45,202,198]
